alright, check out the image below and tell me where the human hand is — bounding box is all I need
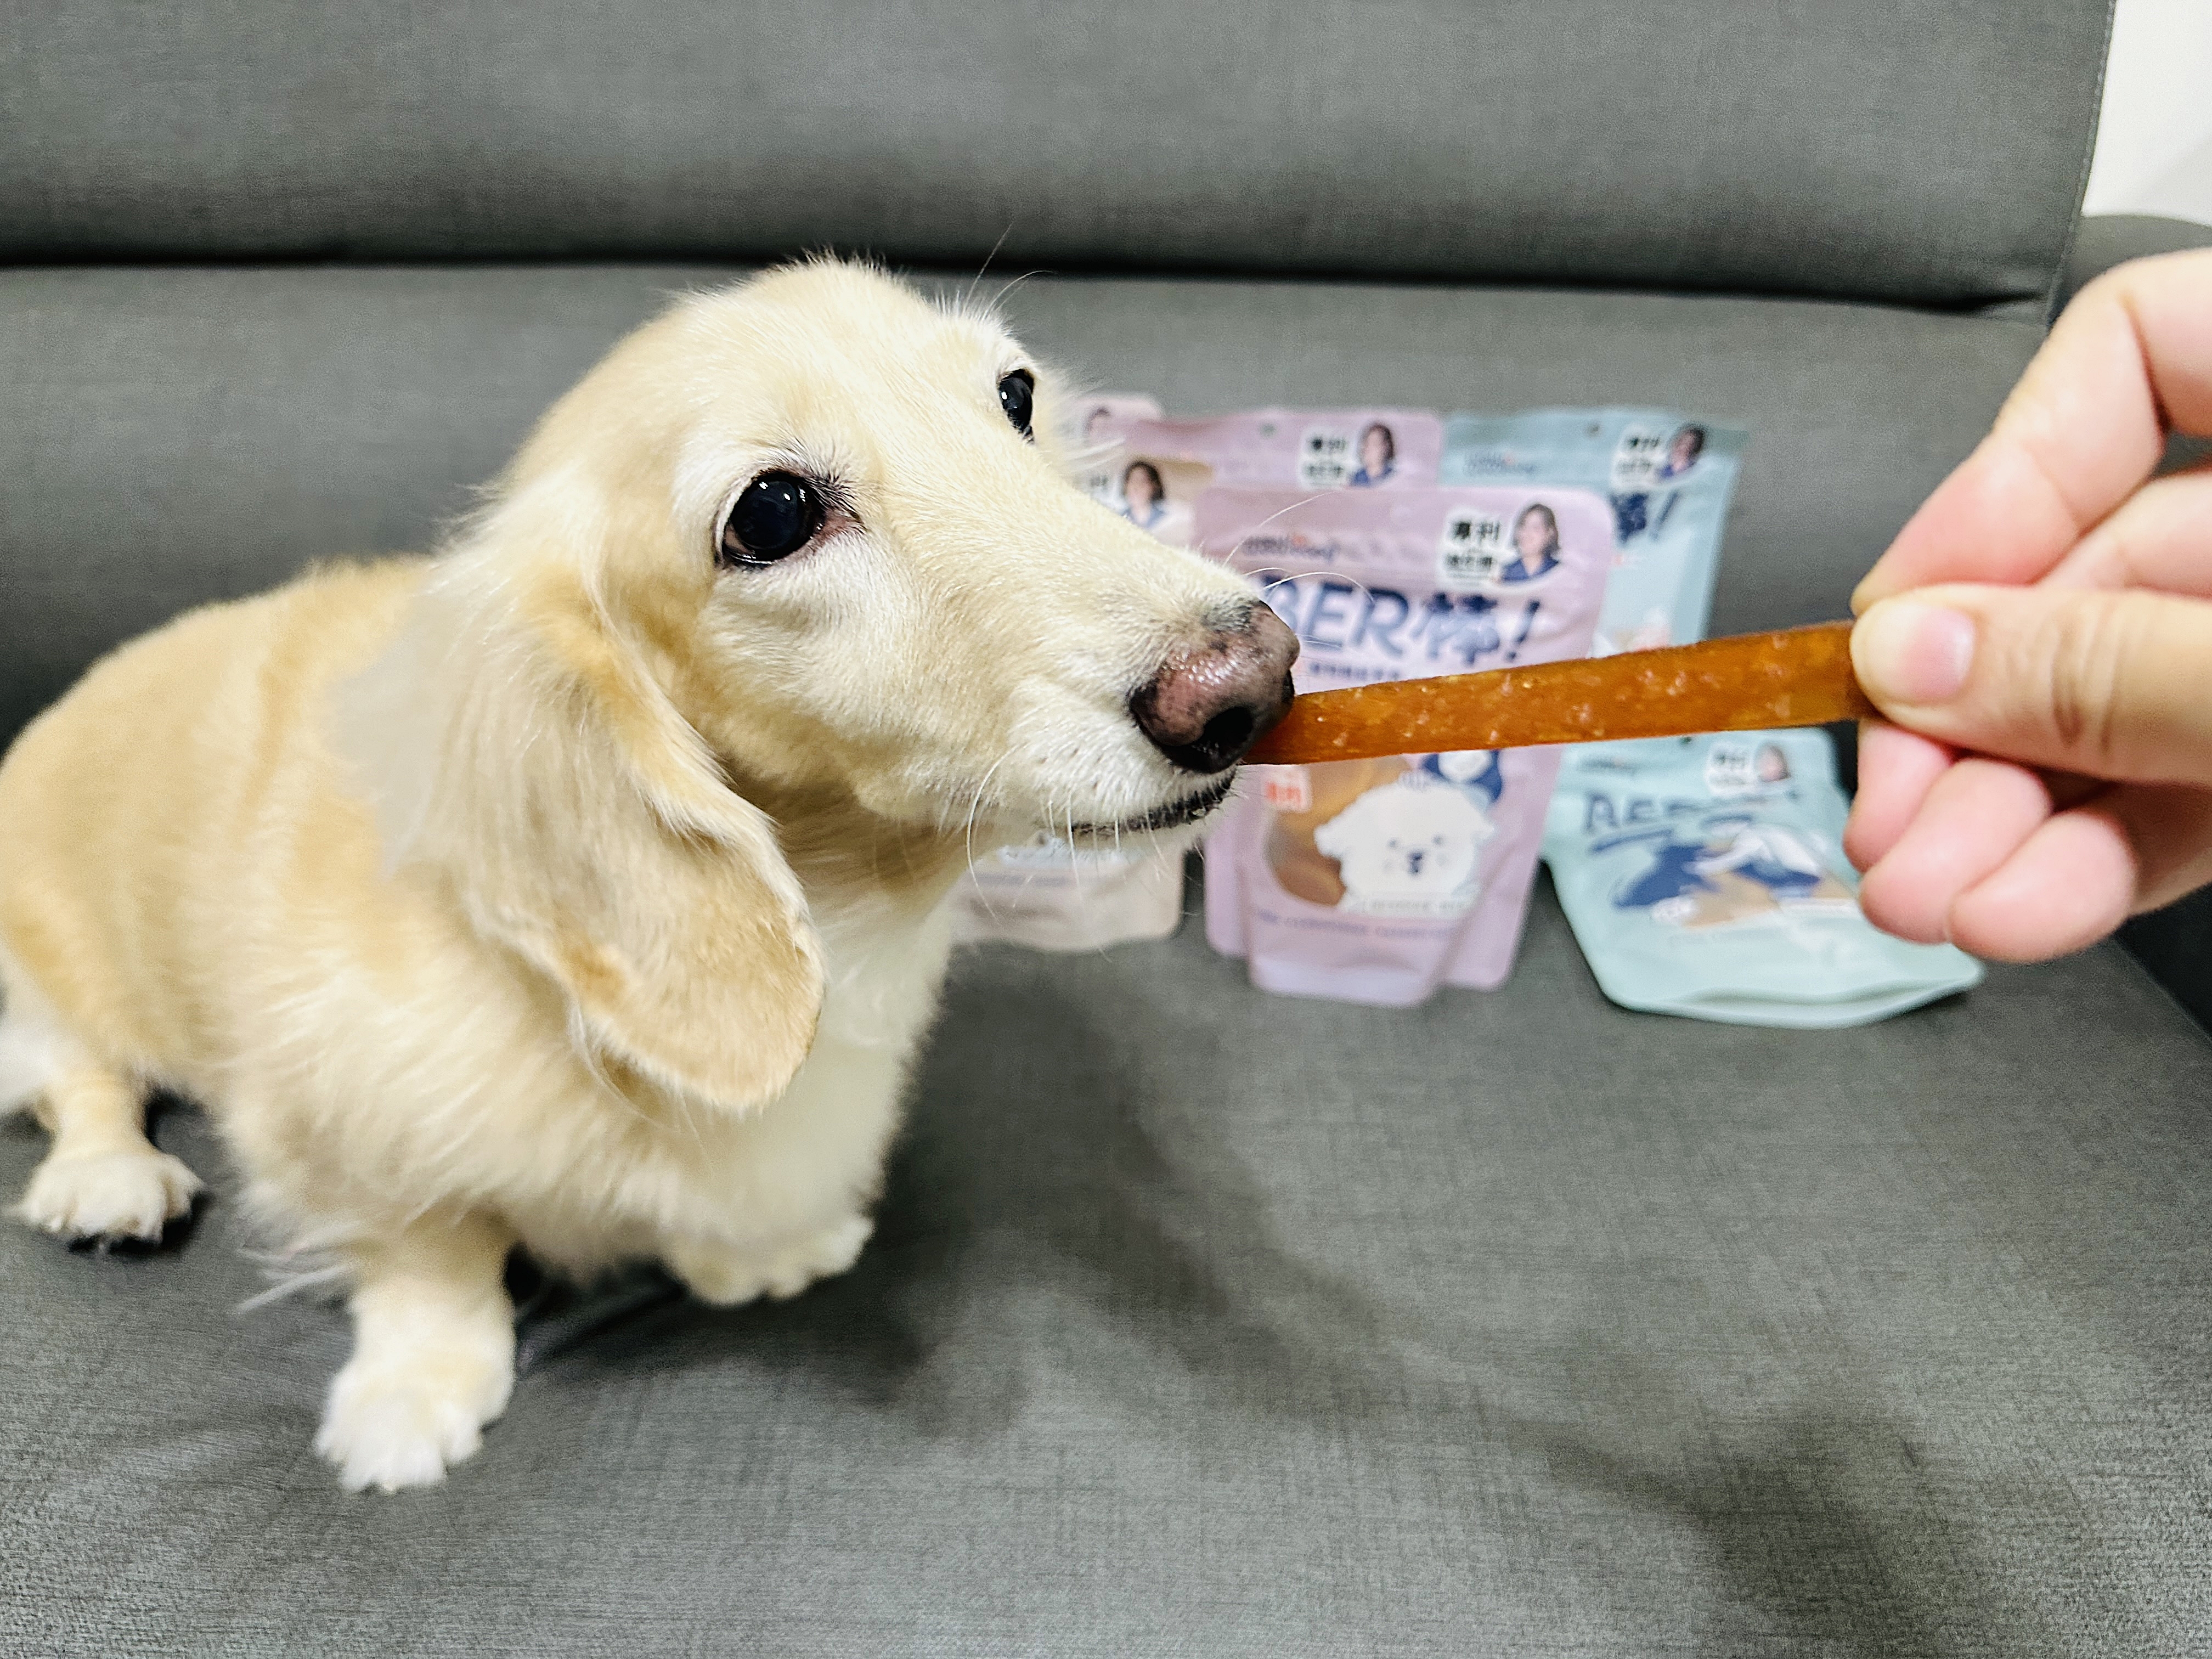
[1844,249,2212,962]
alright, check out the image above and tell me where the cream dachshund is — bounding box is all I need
[0,261,1295,1491]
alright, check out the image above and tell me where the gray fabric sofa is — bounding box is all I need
[6,4,2212,1652]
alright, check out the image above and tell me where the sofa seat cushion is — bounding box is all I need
[3,898,2209,1653]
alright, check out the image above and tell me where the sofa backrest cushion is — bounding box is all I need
[2,1,2110,307]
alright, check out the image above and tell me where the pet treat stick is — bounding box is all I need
[1245,620,1874,764]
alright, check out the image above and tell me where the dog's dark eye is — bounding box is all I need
[719,471,825,566]
[997,370,1035,439]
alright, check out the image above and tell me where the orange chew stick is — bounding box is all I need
[1245,620,1875,765]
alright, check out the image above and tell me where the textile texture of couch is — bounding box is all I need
[5,3,2211,1653]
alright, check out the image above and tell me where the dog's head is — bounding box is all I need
[511,259,1293,837]
[348,261,1293,1110]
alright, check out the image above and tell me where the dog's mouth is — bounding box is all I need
[1071,771,1239,838]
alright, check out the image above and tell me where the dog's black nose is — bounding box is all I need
[1129,606,1299,774]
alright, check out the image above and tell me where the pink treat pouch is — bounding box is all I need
[1093,409,1442,543]
[1198,486,1610,1005]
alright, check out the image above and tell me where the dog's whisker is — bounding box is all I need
[961,754,1012,924]
[1224,491,1329,562]
[959,223,1017,313]
[1260,566,1378,607]
[988,269,1048,314]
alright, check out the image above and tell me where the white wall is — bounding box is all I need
[2083,0,2212,226]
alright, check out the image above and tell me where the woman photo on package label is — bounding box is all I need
[1350,422,1396,487]
[1499,501,1562,582]
[1119,460,1167,531]
[1657,423,1706,481]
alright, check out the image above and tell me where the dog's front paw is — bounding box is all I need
[14,1147,202,1243]
[667,1214,874,1307]
[315,1346,514,1493]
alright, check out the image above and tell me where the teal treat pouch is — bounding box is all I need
[1443,409,1746,656]
[1544,732,1983,1027]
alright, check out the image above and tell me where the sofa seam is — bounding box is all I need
[2045,0,2119,325]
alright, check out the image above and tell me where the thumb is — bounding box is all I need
[1851,584,2212,787]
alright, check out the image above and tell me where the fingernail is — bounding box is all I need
[1852,600,1976,706]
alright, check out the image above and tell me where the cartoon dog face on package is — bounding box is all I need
[1314,774,1496,916]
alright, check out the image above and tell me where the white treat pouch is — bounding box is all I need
[1442,409,1746,655]
[1543,732,1983,1026]
[1197,484,1610,1005]
[948,830,1188,953]
[1071,393,1165,506]
[950,392,1185,952]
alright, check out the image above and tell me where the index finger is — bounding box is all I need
[1854,247,2212,610]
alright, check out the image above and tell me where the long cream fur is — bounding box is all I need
[0,261,1260,1491]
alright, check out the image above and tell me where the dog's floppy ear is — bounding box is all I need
[340,520,825,1113]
